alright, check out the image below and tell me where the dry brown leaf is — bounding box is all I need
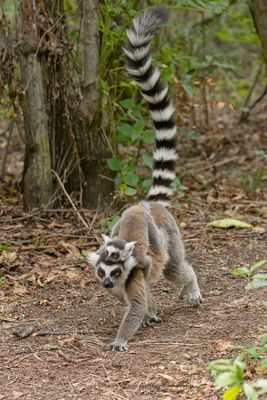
[13,286,28,295]
[39,299,49,305]
[12,391,24,400]
[215,339,233,352]
[158,373,179,385]
[0,251,17,267]
[59,241,81,259]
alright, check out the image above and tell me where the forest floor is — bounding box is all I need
[0,107,267,400]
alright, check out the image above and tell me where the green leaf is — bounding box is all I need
[260,335,267,344]
[223,385,240,400]
[181,80,194,96]
[230,267,249,277]
[0,244,9,251]
[252,273,267,280]
[142,153,153,169]
[246,279,267,290]
[250,260,267,272]
[261,300,267,307]
[118,123,135,137]
[142,131,155,144]
[120,98,135,109]
[124,187,137,196]
[207,218,252,229]
[115,133,129,143]
[123,173,139,187]
[141,178,152,190]
[131,128,141,142]
[135,118,145,131]
[243,382,258,400]
[107,157,122,171]
[209,359,233,370]
[253,379,267,391]
[260,359,267,367]
[215,372,237,389]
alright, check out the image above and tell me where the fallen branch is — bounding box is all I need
[13,327,90,339]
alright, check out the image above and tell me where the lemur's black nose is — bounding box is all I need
[105,257,114,265]
[103,277,114,288]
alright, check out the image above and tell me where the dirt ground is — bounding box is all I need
[0,108,267,399]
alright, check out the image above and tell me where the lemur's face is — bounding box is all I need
[95,262,124,289]
[102,236,136,264]
[87,236,136,289]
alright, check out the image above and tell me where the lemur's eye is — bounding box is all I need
[112,252,119,259]
[98,269,105,278]
[114,270,121,277]
[105,250,109,256]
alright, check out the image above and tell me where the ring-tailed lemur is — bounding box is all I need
[88,6,202,352]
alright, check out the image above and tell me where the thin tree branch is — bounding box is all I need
[51,169,90,229]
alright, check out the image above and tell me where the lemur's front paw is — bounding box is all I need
[179,285,203,307]
[188,289,203,307]
[106,340,128,352]
[141,314,162,328]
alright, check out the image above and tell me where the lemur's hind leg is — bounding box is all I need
[164,229,202,307]
[142,283,162,327]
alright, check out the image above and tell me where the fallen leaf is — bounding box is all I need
[39,299,49,305]
[215,340,233,352]
[59,242,81,259]
[158,373,179,385]
[12,391,24,400]
[13,286,28,295]
[0,251,17,267]
[207,218,252,229]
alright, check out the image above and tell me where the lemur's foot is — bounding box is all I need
[141,314,162,328]
[179,285,203,307]
[106,339,128,352]
[188,289,203,307]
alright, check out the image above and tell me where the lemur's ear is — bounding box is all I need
[87,252,100,267]
[101,234,111,245]
[122,241,136,260]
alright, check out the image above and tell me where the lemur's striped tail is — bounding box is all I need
[122,6,177,205]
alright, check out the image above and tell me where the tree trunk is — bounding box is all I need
[250,0,267,74]
[41,0,81,196]
[2,0,115,211]
[79,0,114,209]
[18,0,53,211]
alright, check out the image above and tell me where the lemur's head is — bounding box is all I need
[87,235,136,289]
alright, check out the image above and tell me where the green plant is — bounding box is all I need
[209,356,267,400]
[241,168,265,193]
[100,215,120,234]
[209,259,267,399]
[107,98,155,198]
[255,150,267,163]
[0,244,9,251]
[231,260,267,279]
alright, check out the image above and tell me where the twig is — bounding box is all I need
[51,169,90,230]
[240,65,263,122]
[14,327,35,339]
[58,350,93,363]
[58,350,79,363]
[14,327,89,340]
